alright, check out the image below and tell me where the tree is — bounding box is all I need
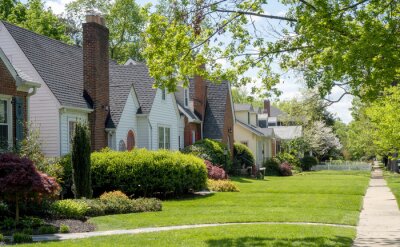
[0,153,60,223]
[2,0,71,43]
[143,0,399,100]
[65,0,147,63]
[303,121,342,159]
[71,122,92,199]
[231,87,263,107]
[366,86,400,172]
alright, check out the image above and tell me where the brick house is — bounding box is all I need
[175,75,235,155]
[0,48,40,151]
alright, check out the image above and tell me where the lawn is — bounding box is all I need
[90,171,370,231]
[384,171,400,208]
[21,224,355,247]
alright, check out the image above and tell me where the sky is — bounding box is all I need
[40,0,353,123]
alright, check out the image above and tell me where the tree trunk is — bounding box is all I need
[393,153,399,173]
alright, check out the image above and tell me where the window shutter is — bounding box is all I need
[15,96,25,148]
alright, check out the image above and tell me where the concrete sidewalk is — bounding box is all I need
[353,167,400,246]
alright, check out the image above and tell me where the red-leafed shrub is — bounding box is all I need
[279,162,293,176]
[0,153,60,222]
[205,160,228,180]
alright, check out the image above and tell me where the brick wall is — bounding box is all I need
[83,16,110,151]
[183,117,201,147]
[0,59,28,146]
[193,74,207,120]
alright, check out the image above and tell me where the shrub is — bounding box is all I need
[38,225,58,234]
[182,139,232,171]
[263,158,280,176]
[57,154,73,197]
[0,201,8,215]
[50,199,89,219]
[279,162,293,176]
[207,179,240,192]
[131,198,162,213]
[79,199,106,217]
[233,143,255,168]
[276,152,300,167]
[100,191,132,214]
[19,216,44,229]
[21,228,33,235]
[0,233,3,242]
[60,224,70,233]
[71,122,92,199]
[13,233,32,243]
[205,160,228,180]
[300,156,318,171]
[2,217,15,230]
[91,149,207,197]
[0,153,60,223]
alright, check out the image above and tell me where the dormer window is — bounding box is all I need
[184,88,189,107]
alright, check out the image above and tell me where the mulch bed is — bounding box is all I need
[45,219,95,233]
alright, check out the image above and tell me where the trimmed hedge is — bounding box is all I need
[207,179,239,192]
[233,143,255,168]
[276,152,300,167]
[182,139,232,171]
[91,149,207,196]
[263,158,280,176]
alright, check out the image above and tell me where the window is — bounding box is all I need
[247,112,250,124]
[0,100,10,150]
[68,121,76,151]
[184,88,189,107]
[158,126,171,149]
[192,130,196,144]
[162,89,166,100]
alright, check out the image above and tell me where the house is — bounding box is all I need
[233,103,275,167]
[174,75,235,154]
[258,100,302,154]
[0,15,180,157]
[0,48,40,151]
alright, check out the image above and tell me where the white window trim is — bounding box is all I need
[161,89,166,100]
[0,95,13,149]
[158,125,171,150]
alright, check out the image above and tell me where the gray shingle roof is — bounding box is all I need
[234,103,254,112]
[203,81,230,140]
[108,64,156,126]
[3,21,156,126]
[270,105,285,117]
[3,21,90,109]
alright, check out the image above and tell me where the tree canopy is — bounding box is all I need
[143,0,399,99]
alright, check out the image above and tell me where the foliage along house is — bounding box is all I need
[0,48,40,152]
[0,15,181,157]
[0,15,236,157]
[174,75,235,154]
[233,103,275,167]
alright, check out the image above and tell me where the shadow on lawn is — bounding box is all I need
[230,177,270,183]
[206,236,353,247]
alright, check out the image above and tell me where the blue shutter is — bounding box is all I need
[15,96,24,148]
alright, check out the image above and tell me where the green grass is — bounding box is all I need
[90,171,370,231]
[21,224,356,247]
[384,171,400,208]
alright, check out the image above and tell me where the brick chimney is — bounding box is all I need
[193,69,207,120]
[83,14,109,151]
[263,99,271,116]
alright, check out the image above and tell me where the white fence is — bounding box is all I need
[312,161,372,171]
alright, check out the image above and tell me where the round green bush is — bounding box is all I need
[300,156,318,171]
[182,139,232,171]
[276,152,300,167]
[233,143,255,168]
[91,149,207,197]
[263,158,280,176]
[50,199,89,219]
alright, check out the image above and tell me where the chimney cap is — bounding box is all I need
[86,12,105,26]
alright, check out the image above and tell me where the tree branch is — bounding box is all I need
[339,0,371,12]
[324,92,352,106]
[215,9,298,22]
[299,0,317,11]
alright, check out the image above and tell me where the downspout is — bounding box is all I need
[26,87,38,121]
[148,118,153,150]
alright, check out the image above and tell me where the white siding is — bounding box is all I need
[0,22,61,157]
[149,89,180,151]
[179,115,185,150]
[114,89,140,150]
[60,109,88,156]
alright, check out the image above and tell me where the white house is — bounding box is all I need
[0,16,181,157]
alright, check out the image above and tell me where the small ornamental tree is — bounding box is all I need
[0,153,60,223]
[71,122,92,199]
[233,143,255,168]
